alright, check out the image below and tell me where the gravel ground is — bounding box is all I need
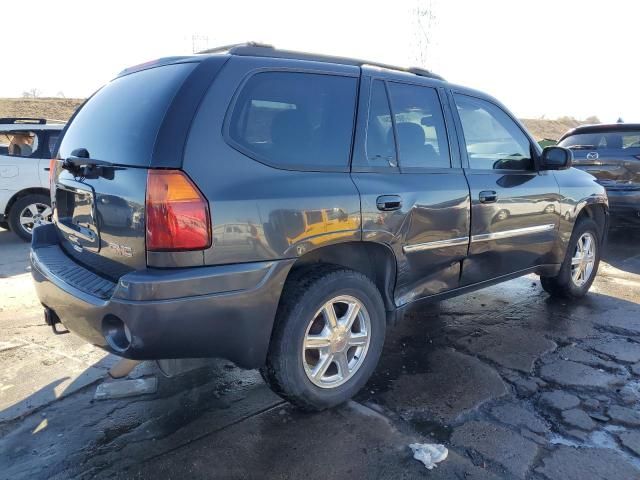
[1,226,640,479]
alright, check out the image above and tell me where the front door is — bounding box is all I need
[450,93,560,285]
[351,72,471,307]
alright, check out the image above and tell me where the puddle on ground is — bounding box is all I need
[550,428,640,470]
[407,418,453,443]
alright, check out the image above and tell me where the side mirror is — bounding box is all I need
[540,146,572,170]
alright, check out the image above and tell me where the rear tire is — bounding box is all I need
[261,265,386,411]
[8,194,52,242]
[0,221,9,231]
[541,217,601,298]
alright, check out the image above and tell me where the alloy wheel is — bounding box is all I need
[571,232,596,287]
[19,203,52,235]
[302,295,371,389]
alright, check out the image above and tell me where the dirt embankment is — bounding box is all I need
[0,98,84,123]
[1,98,593,142]
[520,117,592,142]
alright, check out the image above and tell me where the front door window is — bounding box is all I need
[454,94,532,171]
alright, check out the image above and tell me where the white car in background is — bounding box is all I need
[0,118,65,240]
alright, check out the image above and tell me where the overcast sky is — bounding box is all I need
[1,0,637,122]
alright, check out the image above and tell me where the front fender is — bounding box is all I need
[553,168,609,263]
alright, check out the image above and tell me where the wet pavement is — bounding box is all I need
[1,226,640,479]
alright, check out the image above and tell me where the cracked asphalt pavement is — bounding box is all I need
[1,226,640,479]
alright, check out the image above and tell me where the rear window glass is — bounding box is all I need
[58,63,196,166]
[228,71,358,171]
[559,131,640,150]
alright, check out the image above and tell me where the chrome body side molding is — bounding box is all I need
[403,224,556,253]
[403,236,469,253]
[471,224,556,243]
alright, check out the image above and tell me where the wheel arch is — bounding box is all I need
[575,201,608,243]
[4,187,51,216]
[287,241,397,313]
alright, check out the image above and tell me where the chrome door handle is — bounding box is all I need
[479,191,498,203]
[376,195,402,211]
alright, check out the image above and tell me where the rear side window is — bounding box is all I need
[59,63,197,166]
[228,72,358,171]
[0,130,40,158]
[387,83,450,169]
[559,131,640,150]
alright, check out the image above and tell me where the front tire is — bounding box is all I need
[541,217,601,298]
[8,194,52,242]
[261,265,386,411]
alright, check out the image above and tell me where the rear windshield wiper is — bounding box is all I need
[566,144,597,150]
[62,148,115,179]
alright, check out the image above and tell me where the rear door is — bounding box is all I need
[53,61,205,279]
[449,92,560,285]
[350,70,470,306]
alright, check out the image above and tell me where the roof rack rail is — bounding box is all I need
[197,42,444,81]
[0,117,46,125]
[196,41,274,55]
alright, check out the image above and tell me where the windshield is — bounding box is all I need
[559,131,640,150]
[58,62,197,166]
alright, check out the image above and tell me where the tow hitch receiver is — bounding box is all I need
[44,308,69,335]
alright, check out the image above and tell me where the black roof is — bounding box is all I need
[197,42,445,81]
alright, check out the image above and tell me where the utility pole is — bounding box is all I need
[412,0,437,68]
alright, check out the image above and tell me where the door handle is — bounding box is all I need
[479,190,498,203]
[376,195,402,211]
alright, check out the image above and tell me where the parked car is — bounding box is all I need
[31,43,608,411]
[0,118,65,240]
[558,123,640,224]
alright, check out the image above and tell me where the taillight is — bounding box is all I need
[145,170,211,251]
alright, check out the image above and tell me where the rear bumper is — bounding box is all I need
[30,224,294,369]
[606,189,640,221]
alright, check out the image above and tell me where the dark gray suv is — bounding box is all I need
[31,43,608,410]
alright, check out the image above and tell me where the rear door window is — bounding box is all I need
[58,63,197,166]
[227,71,358,171]
[365,80,397,168]
[387,83,450,170]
